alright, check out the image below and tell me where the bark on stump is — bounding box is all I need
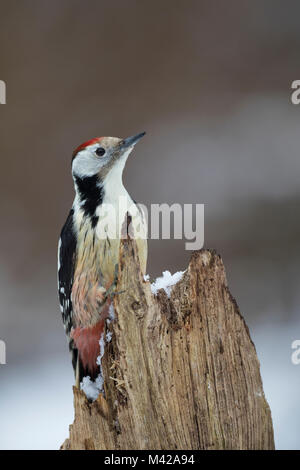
[61,238,274,450]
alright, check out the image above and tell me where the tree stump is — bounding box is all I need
[61,238,274,450]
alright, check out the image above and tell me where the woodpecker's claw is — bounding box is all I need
[109,289,125,298]
[105,266,126,300]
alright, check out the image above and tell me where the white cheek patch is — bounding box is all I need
[72,149,105,177]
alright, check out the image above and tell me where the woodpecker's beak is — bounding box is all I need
[120,132,146,150]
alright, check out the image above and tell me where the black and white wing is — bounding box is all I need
[58,208,77,372]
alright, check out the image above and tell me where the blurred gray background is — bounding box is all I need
[0,0,300,449]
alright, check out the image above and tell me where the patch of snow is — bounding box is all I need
[81,332,106,402]
[144,274,150,282]
[108,303,115,321]
[106,331,112,343]
[80,375,104,402]
[151,270,185,298]
[96,332,105,366]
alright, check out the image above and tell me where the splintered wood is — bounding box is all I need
[62,239,274,450]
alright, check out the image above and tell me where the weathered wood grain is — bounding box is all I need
[62,238,274,450]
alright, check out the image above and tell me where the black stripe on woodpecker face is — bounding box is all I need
[74,175,103,227]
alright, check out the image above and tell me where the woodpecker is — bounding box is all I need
[58,132,147,387]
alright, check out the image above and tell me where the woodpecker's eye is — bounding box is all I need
[95,147,105,157]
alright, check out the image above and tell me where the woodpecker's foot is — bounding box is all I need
[109,289,125,299]
[104,264,122,300]
[105,287,126,302]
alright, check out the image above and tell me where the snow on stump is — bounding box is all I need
[61,237,275,450]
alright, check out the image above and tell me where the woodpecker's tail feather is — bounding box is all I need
[69,320,105,387]
[71,344,100,388]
